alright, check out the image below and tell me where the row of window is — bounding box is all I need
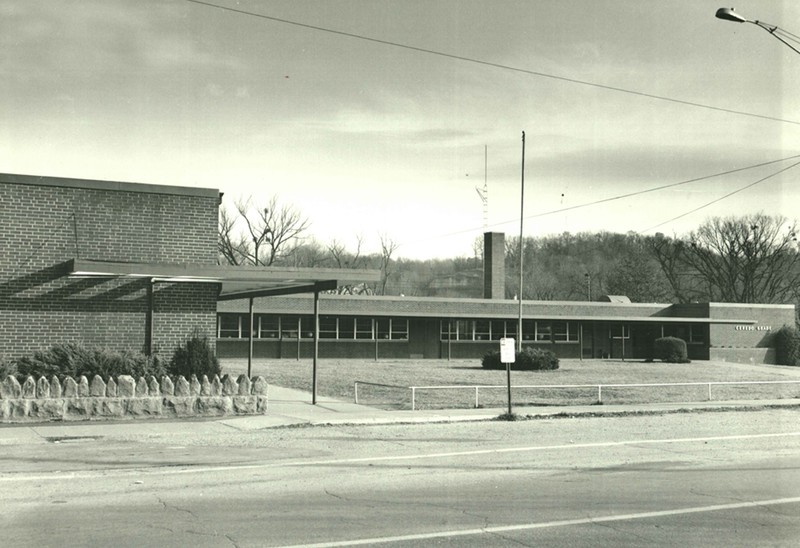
[218,314,409,340]
[217,314,706,345]
[440,320,580,343]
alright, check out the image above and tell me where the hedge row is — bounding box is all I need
[1,336,221,381]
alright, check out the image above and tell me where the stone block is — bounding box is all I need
[148,377,160,397]
[256,395,269,413]
[117,375,136,397]
[29,399,65,420]
[106,377,117,397]
[7,399,30,419]
[232,396,256,414]
[236,375,251,396]
[90,376,106,397]
[251,376,268,396]
[65,398,95,419]
[3,376,22,399]
[22,376,36,399]
[62,377,79,398]
[196,396,232,416]
[190,375,201,396]
[200,375,211,396]
[161,376,175,396]
[126,398,162,417]
[36,376,51,399]
[78,376,90,397]
[162,396,197,417]
[211,375,222,396]
[221,375,237,396]
[175,376,191,397]
[49,376,62,398]
[97,398,127,417]
[135,377,148,397]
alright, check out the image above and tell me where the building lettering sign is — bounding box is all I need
[735,325,772,331]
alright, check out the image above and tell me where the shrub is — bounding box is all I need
[481,347,559,370]
[14,343,167,379]
[774,325,800,366]
[653,337,690,363]
[0,355,17,378]
[168,335,221,378]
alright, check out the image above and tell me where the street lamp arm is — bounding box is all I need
[716,7,800,56]
[752,21,800,56]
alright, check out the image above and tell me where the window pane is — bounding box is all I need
[475,320,490,341]
[390,318,408,340]
[337,317,355,339]
[377,317,390,339]
[456,320,473,341]
[319,316,338,339]
[218,315,240,338]
[300,316,314,338]
[281,316,300,339]
[440,321,456,340]
[553,321,568,342]
[535,321,551,342]
[356,317,373,339]
[490,320,506,340]
[259,315,279,339]
[522,320,536,341]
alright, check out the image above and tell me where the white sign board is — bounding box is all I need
[500,338,516,363]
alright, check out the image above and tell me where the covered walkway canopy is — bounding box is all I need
[67,259,381,403]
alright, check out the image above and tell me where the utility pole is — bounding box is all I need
[517,132,526,352]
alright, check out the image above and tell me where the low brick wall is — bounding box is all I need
[0,374,268,423]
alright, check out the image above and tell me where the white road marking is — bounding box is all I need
[1,431,799,482]
[279,496,800,547]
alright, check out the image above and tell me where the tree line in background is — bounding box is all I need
[218,197,800,317]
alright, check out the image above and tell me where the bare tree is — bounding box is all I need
[650,214,800,303]
[377,234,399,295]
[218,196,310,266]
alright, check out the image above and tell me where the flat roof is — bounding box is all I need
[1,173,220,199]
[67,259,382,299]
[216,294,758,324]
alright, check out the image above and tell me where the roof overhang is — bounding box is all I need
[66,259,381,300]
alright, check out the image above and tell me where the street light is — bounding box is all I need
[716,7,800,55]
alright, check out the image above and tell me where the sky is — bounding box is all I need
[2,0,800,260]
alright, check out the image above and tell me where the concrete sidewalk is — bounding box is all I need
[1,385,799,444]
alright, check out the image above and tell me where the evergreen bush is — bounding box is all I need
[14,343,166,379]
[481,347,559,370]
[0,355,17,378]
[774,325,800,366]
[653,336,690,363]
[168,335,221,378]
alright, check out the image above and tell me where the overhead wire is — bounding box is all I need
[396,154,800,247]
[639,159,800,233]
[185,1,800,251]
[186,0,800,126]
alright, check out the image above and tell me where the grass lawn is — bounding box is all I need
[220,357,800,410]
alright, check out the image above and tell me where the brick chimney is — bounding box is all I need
[483,232,505,299]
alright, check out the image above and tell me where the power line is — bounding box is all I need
[186,0,800,126]
[399,154,800,247]
[640,159,800,233]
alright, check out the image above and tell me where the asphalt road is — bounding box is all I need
[2,409,799,547]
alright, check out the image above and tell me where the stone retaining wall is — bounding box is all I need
[0,374,268,423]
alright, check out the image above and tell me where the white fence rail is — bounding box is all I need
[355,380,800,411]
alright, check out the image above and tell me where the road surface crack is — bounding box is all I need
[158,496,199,520]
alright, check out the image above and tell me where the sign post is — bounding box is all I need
[500,338,515,415]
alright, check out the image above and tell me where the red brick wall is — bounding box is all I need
[0,175,220,358]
